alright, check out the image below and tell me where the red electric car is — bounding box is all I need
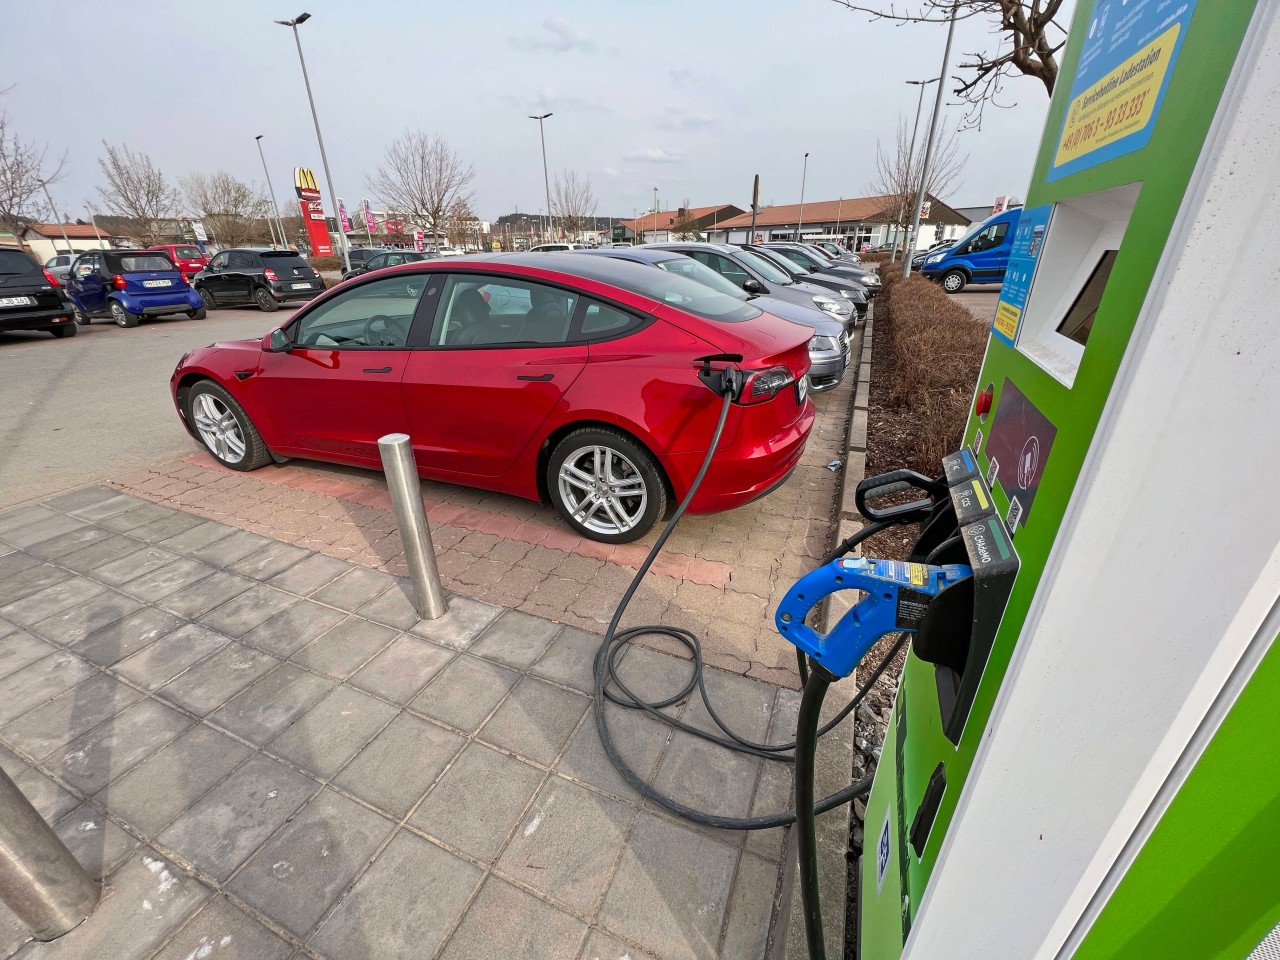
[170,254,815,542]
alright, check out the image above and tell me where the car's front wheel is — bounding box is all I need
[254,287,279,312]
[72,306,91,325]
[548,427,666,543]
[941,270,968,293]
[110,301,139,327]
[197,286,216,309]
[186,380,272,471]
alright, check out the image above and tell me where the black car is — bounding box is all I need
[340,249,439,282]
[194,248,324,312]
[345,247,387,269]
[760,243,881,296]
[0,249,76,338]
[745,246,869,321]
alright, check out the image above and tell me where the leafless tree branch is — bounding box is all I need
[366,131,475,250]
[96,142,179,245]
[0,108,67,237]
[869,115,968,250]
[181,170,273,248]
[550,170,597,240]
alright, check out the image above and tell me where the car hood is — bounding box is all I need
[751,296,843,336]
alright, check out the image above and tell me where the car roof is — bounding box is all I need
[650,241,738,252]
[573,248,683,265]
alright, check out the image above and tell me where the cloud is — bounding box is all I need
[509,17,597,54]
[497,90,609,114]
[655,107,717,133]
[622,148,684,164]
[669,68,705,85]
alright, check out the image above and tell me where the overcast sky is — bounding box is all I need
[5,0,1072,223]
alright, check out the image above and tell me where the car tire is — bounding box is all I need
[72,306,91,325]
[186,380,272,471]
[941,270,968,294]
[187,307,207,320]
[50,324,77,338]
[547,427,667,544]
[197,286,216,309]
[254,287,279,312]
[110,300,139,327]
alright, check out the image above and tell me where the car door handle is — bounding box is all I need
[517,373,554,381]
[363,366,393,374]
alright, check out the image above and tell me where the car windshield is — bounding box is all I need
[748,248,805,280]
[654,257,749,301]
[175,246,202,259]
[0,250,38,275]
[737,249,793,284]
[110,254,175,272]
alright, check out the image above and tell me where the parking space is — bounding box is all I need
[950,286,1002,322]
[106,330,859,688]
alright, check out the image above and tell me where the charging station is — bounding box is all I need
[852,1,1280,957]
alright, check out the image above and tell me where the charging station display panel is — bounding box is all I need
[859,1,1262,957]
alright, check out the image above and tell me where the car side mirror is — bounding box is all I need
[742,278,766,294]
[265,328,291,353]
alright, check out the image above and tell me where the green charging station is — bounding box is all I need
[857,1,1280,956]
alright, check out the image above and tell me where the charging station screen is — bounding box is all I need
[985,379,1057,530]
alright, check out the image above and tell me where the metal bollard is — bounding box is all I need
[0,768,99,940]
[378,433,447,620]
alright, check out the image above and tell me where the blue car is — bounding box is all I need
[65,249,206,328]
[920,207,1022,293]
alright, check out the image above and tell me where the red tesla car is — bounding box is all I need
[170,254,815,542]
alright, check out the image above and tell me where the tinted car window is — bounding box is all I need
[260,252,311,272]
[580,301,635,337]
[0,250,39,275]
[432,276,579,346]
[365,254,388,270]
[293,275,423,348]
[174,246,202,259]
[210,253,230,269]
[228,251,257,269]
[654,257,749,300]
[108,253,175,272]
[738,249,793,283]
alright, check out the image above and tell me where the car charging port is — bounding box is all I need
[694,352,744,401]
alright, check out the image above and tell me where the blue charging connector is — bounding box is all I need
[775,557,973,678]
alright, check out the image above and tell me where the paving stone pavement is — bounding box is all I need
[102,364,857,689]
[0,488,807,960]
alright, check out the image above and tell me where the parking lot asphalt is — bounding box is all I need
[0,307,298,511]
[950,285,1002,322]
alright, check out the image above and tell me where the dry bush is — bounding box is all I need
[308,256,343,272]
[877,273,988,470]
[860,250,892,267]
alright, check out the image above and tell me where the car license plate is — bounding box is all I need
[0,296,34,307]
[143,279,172,288]
[796,375,809,404]
[291,282,311,290]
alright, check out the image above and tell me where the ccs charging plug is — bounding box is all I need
[695,353,745,400]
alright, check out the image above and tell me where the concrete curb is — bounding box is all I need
[777,309,875,960]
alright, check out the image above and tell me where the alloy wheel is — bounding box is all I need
[557,444,649,537]
[191,392,247,464]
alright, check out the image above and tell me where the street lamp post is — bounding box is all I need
[255,135,289,250]
[529,113,553,243]
[652,186,658,243]
[796,152,810,242]
[904,3,958,279]
[275,12,351,272]
[37,182,72,256]
[893,76,939,264]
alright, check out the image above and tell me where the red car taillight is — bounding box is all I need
[112,274,127,290]
[42,269,60,286]
[263,268,278,281]
[738,366,796,405]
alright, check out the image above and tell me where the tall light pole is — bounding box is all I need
[796,152,810,242]
[892,77,940,264]
[652,186,658,242]
[275,12,350,272]
[37,182,73,256]
[254,135,288,250]
[904,3,958,279]
[84,204,106,249]
[529,113,553,242]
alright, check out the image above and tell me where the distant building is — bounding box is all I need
[615,204,746,244]
[18,223,118,262]
[704,194,970,250]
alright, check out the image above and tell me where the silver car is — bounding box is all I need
[43,254,75,283]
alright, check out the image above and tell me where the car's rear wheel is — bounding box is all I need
[186,380,272,471]
[941,270,968,293]
[187,307,207,320]
[548,428,666,543]
[110,301,139,327]
[254,287,279,312]
[50,324,76,338]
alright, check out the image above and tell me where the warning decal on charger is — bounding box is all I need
[873,560,929,586]
[895,587,932,628]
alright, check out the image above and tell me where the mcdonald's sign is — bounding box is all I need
[293,166,321,201]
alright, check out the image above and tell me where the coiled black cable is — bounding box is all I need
[592,384,902,830]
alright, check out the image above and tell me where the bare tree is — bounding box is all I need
[669,196,701,240]
[550,170,597,241]
[96,142,179,244]
[830,1,1067,126]
[366,131,474,251]
[445,197,478,249]
[0,107,67,238]
[870,115,967,252]
[181,171,273,248]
